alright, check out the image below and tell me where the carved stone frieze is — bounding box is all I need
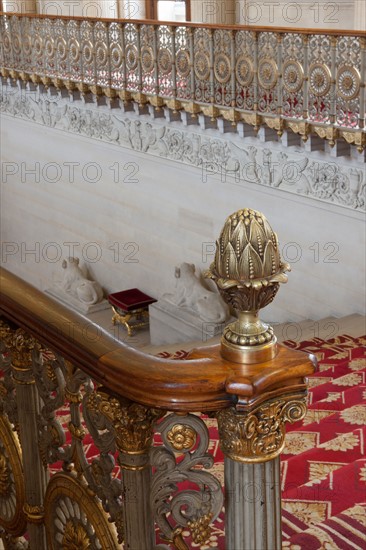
[1,82,365,212]
[216,395,307,463]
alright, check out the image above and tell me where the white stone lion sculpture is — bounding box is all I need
[164,262,229,323]
[60,257,104,306]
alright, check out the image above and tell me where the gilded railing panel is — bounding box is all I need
[282,33,305,119]
[1,13,365,149]
[0,318,226,549]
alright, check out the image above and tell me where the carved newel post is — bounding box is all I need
[206,208,315,550]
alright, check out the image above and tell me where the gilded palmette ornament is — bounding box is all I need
[205,208,290,363]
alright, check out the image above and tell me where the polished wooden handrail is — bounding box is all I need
[1,10,365,35]
[0,267,314,411]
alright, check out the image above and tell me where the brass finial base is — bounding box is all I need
[221,337,278,364]
[220,311,278,364]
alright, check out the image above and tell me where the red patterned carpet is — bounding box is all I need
[156,335,366,550]
[1,334,365,549]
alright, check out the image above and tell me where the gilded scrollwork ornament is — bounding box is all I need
[0,454,10,497]
[32,352,67,467]
[0,416,26,536]
[0,322,18,430]
[151,413,223,547]
[216,395,307,463]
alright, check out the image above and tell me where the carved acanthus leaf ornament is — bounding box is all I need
[216,395,307,462]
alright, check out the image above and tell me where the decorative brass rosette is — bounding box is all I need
[258,58,278,90]
[176,50,190,78]
[214,53,231,84]
[69,39,80,63]
[56,38,67,61]
[235,55,254,88]
[309,63,331,96]
[158,48,173,74]
[194,52,210,81]
[34,36,44,58]
[12,35,22,56]
[141,46,154,72]
[3,33,11,53]
[125,44,138,71]
[110,44,123,68]
[337,65,361,101]
[95,41,108,66]
[283,59,304,93]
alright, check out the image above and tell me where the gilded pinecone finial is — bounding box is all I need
[205,208,290,364]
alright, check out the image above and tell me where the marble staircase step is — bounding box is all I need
[143,315,366,356]
[329,313,365,338]
[273,317,337,343]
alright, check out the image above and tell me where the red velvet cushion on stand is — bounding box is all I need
[108,288,157,312]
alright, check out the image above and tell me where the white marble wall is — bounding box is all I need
[191,0,357,29]
[236,0,355,29]
[1,0,145,18]
[1,95,365,325]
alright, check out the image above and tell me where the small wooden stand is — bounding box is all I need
[108,289,157,336]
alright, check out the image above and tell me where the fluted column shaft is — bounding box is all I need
[119,452,155,550]
[217,393,309,550]
[225,456,281,550]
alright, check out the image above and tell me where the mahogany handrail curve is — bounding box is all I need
[0,267,314,411]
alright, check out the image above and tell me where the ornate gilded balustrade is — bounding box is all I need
[0,209,315,549]
[0,12,365,151]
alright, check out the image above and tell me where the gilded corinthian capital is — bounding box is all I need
[216,395,307,463]
[84,389,164,458]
